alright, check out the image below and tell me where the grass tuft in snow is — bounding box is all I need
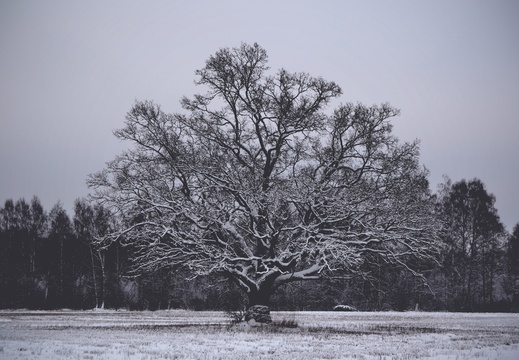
[272,318,299,328]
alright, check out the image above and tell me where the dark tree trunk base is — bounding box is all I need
[245,305,272,323]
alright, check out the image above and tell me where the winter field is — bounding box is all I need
[1,310,518,359]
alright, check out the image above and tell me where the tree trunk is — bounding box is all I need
[98,250,106,309]
[30,234,36,274]
[59,237,64,305]
[90,246,99,308]
[247,287,273,308]
[245,285,273,324]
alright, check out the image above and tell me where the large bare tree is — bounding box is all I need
[88,43,440,308]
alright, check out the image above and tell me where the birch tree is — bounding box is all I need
[88,43,440,308]
[73,198,115,309]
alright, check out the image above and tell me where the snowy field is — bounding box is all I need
[1,310,518,359]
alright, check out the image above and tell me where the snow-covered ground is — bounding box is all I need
[1,310,518,359]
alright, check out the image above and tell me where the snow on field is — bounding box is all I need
[0,310,518,359]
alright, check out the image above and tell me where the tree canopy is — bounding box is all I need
[88,43,440,307]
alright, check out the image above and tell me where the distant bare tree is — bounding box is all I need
[48,202,74,307]
[439,178,505,310]
[506,224,519,310]
[74,198,115,309]
[89,43,440,308]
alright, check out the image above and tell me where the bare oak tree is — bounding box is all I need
[88,43,440,308]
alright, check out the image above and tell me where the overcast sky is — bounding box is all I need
[1,0,518,231]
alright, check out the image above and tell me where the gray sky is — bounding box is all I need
[1,0,518,231]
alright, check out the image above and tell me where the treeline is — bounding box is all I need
[1,178,518,312]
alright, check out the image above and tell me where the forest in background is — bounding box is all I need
[1,177,518,312]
